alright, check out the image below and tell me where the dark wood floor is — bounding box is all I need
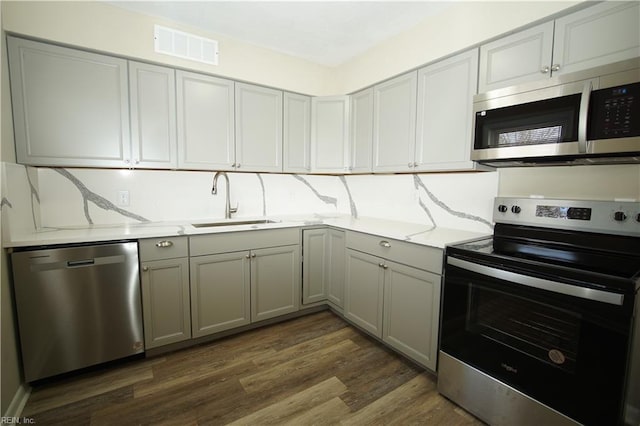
[22,310,483,425]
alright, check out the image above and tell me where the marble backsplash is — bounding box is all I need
[1,162,498,241]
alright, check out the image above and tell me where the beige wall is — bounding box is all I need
[1,4,24,416]
[2,1,582,96]
[498,165,640,201]
[330,1,582,94]
[1,1,332,95]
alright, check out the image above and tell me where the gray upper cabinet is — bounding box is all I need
[479,22,554,93]
[415,49,479,171]
[349,88,374,173]
[129,61,177,169]
[283,92,312,173]
[552,1,640,76]
[176,70,235,171]
[479,1,640,93]
[372,71,418,173]
[235,83,283,172]
[310,96,350,173]
[8,36,131,168]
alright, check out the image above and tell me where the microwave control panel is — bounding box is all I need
[589,82,640,140]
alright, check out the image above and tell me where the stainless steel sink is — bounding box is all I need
[191,219,277,228]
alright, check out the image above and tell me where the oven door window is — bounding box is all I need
[467,286,580,374]
[474,94,580,149]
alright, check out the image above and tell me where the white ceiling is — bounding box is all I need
[106,1,452,67]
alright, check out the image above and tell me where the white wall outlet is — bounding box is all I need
[117,190,130,207]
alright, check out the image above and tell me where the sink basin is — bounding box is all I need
[192,219,277,228]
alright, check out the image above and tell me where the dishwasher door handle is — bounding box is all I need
[67,259,95,268]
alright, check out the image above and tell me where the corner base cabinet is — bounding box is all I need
[302,228,345,309]
[344,231,443,371]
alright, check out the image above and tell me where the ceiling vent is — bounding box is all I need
[154,24,219,65]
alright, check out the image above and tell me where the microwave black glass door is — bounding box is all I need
[474,94,581,149]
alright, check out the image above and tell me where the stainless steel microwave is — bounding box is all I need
[471,58,640,167]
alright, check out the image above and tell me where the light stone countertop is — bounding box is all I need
[4,214,490,250]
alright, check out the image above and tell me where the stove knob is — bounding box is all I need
[614,211,627,222]
[511,205,521,214]
[498,204,508,213]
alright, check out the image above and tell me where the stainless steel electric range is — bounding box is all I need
[439,197,640,426]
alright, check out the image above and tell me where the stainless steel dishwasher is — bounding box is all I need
[11,241,144,382]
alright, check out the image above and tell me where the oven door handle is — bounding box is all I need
[447,257,624,306]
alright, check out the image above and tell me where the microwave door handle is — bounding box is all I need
[578,81,593,154]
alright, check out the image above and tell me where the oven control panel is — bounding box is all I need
[494,197,640,236]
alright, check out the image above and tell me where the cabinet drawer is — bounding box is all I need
[345,231,443,274]
[139,236,188,261]
[190,228,300,256]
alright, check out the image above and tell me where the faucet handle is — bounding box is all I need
[230,202,239,214]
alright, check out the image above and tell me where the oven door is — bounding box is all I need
[441,255,633,426]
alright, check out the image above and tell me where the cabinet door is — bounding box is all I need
[283,92,311,173]
[311,96,350,173]
[235,83,283,172]
[140,257,191,349]
[326,229,346,309]
[383,261,441,370]
[190,252,251,337]
[302,229,328,305]
[372,71,418,172]
[8,36,131,168]
[478,22,554,93]
[344,249,384,338]
[349,88,374,173]
[415,49,478,171]
[553,1,640,76]
[251,245,301,322]
[176,70,235,171]
[129,61,177,169]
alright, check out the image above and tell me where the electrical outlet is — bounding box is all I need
[117,190,130,207]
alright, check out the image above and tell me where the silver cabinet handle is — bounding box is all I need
[541,66,550,74]
[379,241,391,248]
[134,159,140,164]
[382,264,388,269]
[236,163,241,168]
[155,240,173,248]
[378,262,385,267]
[408,162,414,168]
[251,253,257,258]
[142,266,149,272]
[551,64,561,72]
[245,254,251,259]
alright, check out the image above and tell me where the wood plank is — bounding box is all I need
[340,374,435,425]
[239,338,360,394]
[228,376,348,425]
[283,396,352,426]
[23,358,160,416]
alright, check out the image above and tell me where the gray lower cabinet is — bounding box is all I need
[344,248,385,337]
[382,260,441,370]
[302,228,345,309]
[139,237,191,349]
[251,245,301,322]
[344,231,443,371]
[190,251,251,337]
[189,228,301,337]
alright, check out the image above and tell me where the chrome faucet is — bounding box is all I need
[211,171,238,219]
